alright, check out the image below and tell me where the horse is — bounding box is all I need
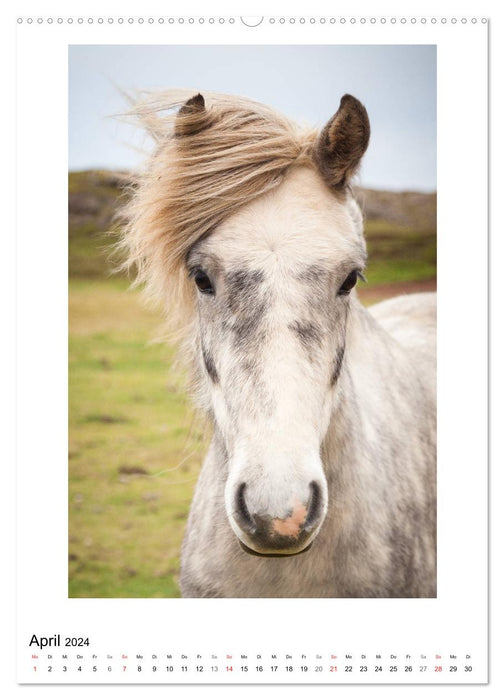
[119,89,436,598]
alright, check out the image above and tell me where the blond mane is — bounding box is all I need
[118,89,318,338]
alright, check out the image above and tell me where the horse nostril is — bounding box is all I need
[234,483,257,534]
[304,481,323,531]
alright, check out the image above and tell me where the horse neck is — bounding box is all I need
[322,297,408,492]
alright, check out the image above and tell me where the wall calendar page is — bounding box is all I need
[11,2,493,695]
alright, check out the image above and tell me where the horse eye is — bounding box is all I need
[338,270,359,296]
[194,270,215,295]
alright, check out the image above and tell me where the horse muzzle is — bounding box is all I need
[230,480,326,557]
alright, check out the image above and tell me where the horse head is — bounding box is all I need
[180,94,369,555]
[121,90,370,556]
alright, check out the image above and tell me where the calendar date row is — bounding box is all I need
[32,663,474,674]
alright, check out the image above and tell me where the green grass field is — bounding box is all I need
[69,279,207,597]
[68,170,436,598]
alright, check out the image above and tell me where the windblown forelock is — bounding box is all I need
[117,90,318,343]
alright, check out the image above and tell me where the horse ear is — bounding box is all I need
[314,94,370,189]
[175,93,210,137]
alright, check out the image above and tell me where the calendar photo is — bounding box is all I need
[68,43,437,600]
[15,14,488,686]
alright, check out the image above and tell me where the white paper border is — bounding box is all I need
[14,13,488,688]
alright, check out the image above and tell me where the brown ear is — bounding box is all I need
[313,94,370,189]
[175,93,211,138]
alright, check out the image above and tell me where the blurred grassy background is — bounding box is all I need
[68,170,436,597]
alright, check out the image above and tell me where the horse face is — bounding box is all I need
[187,167,367,556]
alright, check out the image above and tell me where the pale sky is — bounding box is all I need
[69,44,436,192]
